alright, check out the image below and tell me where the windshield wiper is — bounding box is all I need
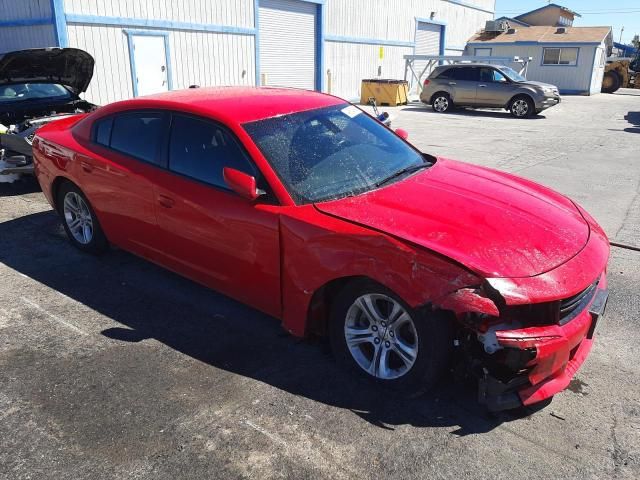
[375,162,429,188]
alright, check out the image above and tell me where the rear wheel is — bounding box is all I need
[431,93,453,113]
[509,95,534,118]
[330,281,453,396]
[601,71,621,94]
[57,181,108,254]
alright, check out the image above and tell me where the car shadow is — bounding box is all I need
[401,105,547,120]
[0,210,537,434]
[0,175,40,196]
[624,111,640,134]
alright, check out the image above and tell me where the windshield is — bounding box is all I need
[498,66,527,82]
[0,83,73,104]
[244,104,429,204]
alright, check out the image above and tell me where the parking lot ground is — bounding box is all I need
[1,90,640,479]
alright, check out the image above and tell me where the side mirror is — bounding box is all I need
[395,128,409,140]
[223,167,264,201]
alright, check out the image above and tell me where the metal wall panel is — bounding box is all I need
[325,42,412,101]
[0,25,57,54]
[63,0,254,28]
[0,0,52,21]
[66,23,256,105]
[66,24,133,105]
[168,30,256,90]
[259,0,316,90]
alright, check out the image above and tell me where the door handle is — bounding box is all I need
[80,161,93,173]
[478,84,487,88]
[448,82,457,85]
[158,194,175,208]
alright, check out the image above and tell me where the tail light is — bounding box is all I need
[423,79,431,86]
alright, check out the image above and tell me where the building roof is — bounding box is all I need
[95,87,346,124]
[515,3,581,20]
[495,16,531,28]
[468,26,611,45]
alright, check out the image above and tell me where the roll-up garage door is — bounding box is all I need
[415,22,442,56]
[259,0,317,90]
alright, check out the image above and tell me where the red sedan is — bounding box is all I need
[32,87,609,411]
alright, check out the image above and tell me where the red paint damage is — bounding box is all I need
[32,87,610,411]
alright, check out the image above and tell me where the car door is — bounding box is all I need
[476,68,518,107]
[78,110,168,260]
[151,112,281,317]
[449,66,480,105]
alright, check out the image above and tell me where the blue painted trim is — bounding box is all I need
[316,2,325,91]
[325,35,414,48]
[474,47,493,56]
[415,17,447,27]
[66,14,257,36]
[467,41,601,47]
[446,46,466,51]
[442,0,494,15]
[124,30,173,97]
[0,17,52,28]
[541,46,580,67]
[51,0,67,47]
[254,0,260,86]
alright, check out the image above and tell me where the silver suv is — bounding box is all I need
[420,64,560,118]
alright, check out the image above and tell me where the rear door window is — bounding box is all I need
[168,114,256,189]
[102,111,167,165]
[452,67,479,82]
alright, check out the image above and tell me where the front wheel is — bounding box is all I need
[330,281,453,396]
[509,96,534,118]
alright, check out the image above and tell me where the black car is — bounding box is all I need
[0,48,96,181]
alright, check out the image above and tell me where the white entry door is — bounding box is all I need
[259,0,317,90]
[130,35,169,96]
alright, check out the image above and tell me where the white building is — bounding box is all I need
[0,0,495,104]
[468,4,613,95]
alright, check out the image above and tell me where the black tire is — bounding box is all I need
[509,95,534,118]
[329,280,453,397]
[431,92,453,113]
[601,71,621,94]
[57,181,109,254]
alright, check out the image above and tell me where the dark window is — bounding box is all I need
[435,68,453,79]
[94,117,113,146]
[480,68,508,83]
[168,114,255,189]
[451,67,479,82]
[109,112,166,164]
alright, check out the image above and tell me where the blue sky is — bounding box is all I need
[494,1,640,44]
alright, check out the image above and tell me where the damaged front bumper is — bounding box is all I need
[479,276,608,411]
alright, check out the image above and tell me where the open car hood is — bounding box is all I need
[0,48,94,93]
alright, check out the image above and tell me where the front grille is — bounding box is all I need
[559,281,598,325]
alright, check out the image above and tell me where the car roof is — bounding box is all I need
[442,63,504,69]
[101,86,347,124]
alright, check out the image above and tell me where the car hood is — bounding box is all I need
[0,48,94,93]
[520,80,558,90]
[314,159,589,278]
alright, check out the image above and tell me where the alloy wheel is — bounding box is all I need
[433,96,449,112]
[63,191,94,245]
[512,99,529,117]
[344,293,419,380]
